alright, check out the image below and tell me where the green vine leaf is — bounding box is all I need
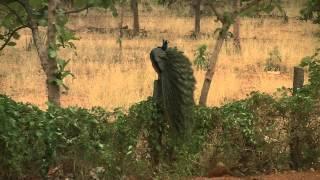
[7,41,16,46]
[48,49,57,58]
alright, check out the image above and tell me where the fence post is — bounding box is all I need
[289,66,304,170]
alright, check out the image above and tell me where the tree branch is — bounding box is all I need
[65,4,93,14]
[15,0,33,22]
[0,25,28,51]
[0,2,27,26]
[207,2,224,22]
[239,0,262,14]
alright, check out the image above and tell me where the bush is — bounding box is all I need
[194,44,209,71]
[0,96,142,179]
[0,95,46,178]
[0,51,319,178]
[264,47,282,72]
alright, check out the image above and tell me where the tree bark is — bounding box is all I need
[20,0,61,105]
[193,0,202,36]
[118,2,124,49]
[61,0,73,9]
[130,0,139,36]
[46,0,61,106]
[117,2,125,62]
[233,0,241,53]
[199,24,230,106]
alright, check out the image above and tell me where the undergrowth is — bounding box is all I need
[0,52,319,179]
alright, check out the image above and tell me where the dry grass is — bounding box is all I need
[0,7,319,109]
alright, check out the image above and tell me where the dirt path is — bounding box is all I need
[194,170,320,180]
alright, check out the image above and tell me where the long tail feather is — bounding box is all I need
[160,47,196,138]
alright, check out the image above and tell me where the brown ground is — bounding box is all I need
[194,170,320,180]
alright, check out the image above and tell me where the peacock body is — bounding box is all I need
[150,41,196,138]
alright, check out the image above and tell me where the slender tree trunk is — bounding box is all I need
[22,0,60,105]
[233,0,241,53]
[62,0,73,9]
[117,2,125,62]
[199,24,230,106]
[193,0,202,36]
[130,0,139,36]
[119,3,124,49]
[46,0,60,106]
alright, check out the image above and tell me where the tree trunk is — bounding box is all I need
[43,0,60,106]
[118,3,124,49]
[130,0,139,36]
[199,24,230,106]
[233,0,241,53]
[25,0,60,106]
[193,0,202,36]
[117,3,125,62]
[61,0,73,9]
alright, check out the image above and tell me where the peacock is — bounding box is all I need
[150,40,196,139]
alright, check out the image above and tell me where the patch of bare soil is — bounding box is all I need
[194,170,320,180]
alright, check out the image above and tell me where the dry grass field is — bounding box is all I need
[0,5,319,109]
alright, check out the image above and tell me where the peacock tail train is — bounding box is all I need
[150,44,196,139]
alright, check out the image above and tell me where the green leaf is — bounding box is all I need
[2,16,14,28]
[54,79,63,86]
[56,58,67,68]
[7,41,16,46]
[56,12,68,26]
[300,56,312,67]
[38,18,47,26]
[29,0,46,9]
[48,49,57,58]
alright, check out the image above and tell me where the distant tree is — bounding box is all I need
[130,0,139,36]
[192,0,202,36]
[155,0,204,37]
[61,0,74,9]
[199,0,287,105]
[0,0,116,106]
[300,0,320,24]
[233,0,241,53]
[119,0,126,44]
[156,0,177,7]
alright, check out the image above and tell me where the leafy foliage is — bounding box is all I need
[0,0,117,94]
[300,0,320,24]
[0,49,319,178]
[300,49,320,96]
[0,0,319,178]
[264,46,282,71]
[194,44,209,71]
[0,83,319,179]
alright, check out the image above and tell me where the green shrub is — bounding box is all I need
[264,47,282,71]
[0,95,46,178]
[0,51,319,178]
[194,44,209,71]
[208,92,289,174]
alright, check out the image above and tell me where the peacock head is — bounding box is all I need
[161,39,169,50]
